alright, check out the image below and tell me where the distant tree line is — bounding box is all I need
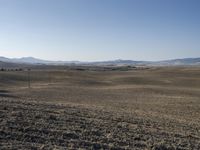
[0,68,23,71]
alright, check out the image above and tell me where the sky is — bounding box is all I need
[0,0,200,61]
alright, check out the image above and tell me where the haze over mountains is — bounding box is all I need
[0,56,200,66]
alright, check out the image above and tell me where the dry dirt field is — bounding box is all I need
[0,66,200,149]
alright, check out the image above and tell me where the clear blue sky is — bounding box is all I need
[0,0,200,61]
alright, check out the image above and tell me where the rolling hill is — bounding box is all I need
[0,56,200,66]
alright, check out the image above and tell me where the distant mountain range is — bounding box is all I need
[0,57,80,65]
[0,56,200,66]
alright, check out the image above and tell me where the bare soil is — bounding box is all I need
[0,66,200,149]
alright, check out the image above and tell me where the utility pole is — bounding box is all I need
[48,71,51,84]
[28,69,31,89]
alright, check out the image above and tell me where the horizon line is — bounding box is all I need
[0,55,200,62]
